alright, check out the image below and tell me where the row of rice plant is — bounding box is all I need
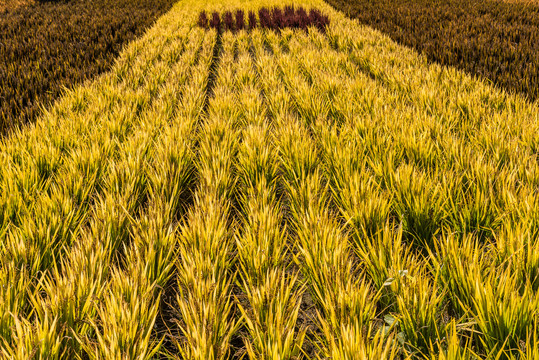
[198,6,329,32]
[168,29,241,359]
[234,29,307,358]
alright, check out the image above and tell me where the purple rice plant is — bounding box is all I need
[198,10,209,29]
[248,10,257,30]
[223,10,235,31]
[295,7,309,30]
[283,5,295,28]
[258,7,271,29]
[309,9,320,27]
[309,9,329,32]
[320,14,330,31]
[235,9,245,30]
[271,7,284,30]
[209,11,221,30]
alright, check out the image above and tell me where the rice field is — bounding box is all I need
[1,0,538,358]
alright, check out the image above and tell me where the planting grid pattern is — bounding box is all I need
[0,0,538,358]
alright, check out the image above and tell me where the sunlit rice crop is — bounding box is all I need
[1,0,538,358]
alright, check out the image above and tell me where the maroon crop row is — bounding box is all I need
[198,6,330,32]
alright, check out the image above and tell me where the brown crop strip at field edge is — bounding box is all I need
[0,0,177,135]
[324,0,539,102]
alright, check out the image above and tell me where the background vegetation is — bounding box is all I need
[324,0,539,102]
[0,0,176,135]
